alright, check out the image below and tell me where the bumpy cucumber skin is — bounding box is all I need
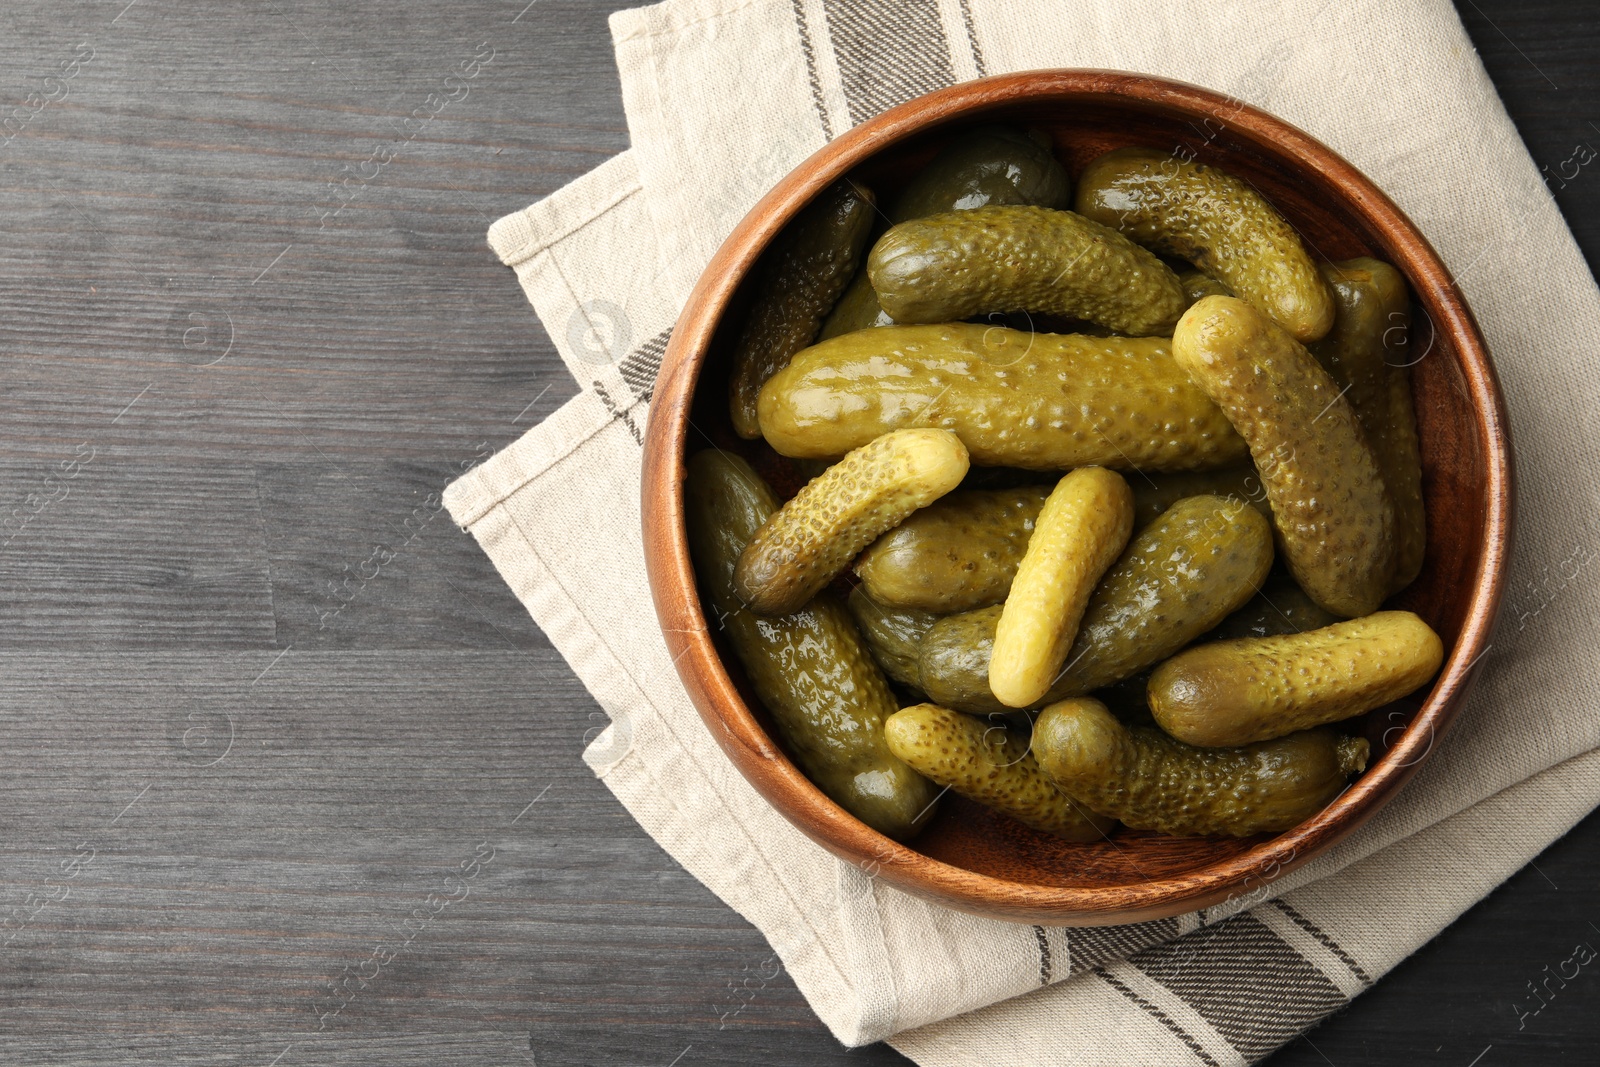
[1033,698,1368,837]
[1174,296,1394,617]
[821,127,1072,343]
[889,125,1071,224]
[846,586,940,689]
[685,450,938,840]
[1207,572,1342,641]
[1179,267,1234,307]
[1130,462,1270,530]
[854,485,1050,613]
[1149,610,1444,747]
[735,428,969,616]
[1311,258,1426,593]
[729,179,877,438]
[884,704,1115,841]
[867,205,1187,335]
[757,323,1249,472]
[1076,147,1335,343]
[991,468,1134,708]
[917,494,1272,712]
[820,267,896,340]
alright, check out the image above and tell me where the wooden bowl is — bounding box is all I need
[641,70,1513,924]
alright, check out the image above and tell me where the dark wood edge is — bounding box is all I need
[641,69,1515,925]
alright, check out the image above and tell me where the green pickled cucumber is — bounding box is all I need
[735,428,969,616]
[1076,147,1335,343]
[854,485,1050,613]
[1129,463,1270,530]
[684,450,937,839]
[889,125,1071,223]
[819,126,1073,342]
[991,468,1134,708]
[1149,610,1444,747]
[728,178,877,438]
[757,323,1249,471]
[1174,296,1394,617]
[867,205,1186,335]
[1179,268,1233,307]
[847,586,939,689]
[917,495,1274,713]
[1033,698,1368,837]
[819,268,896,340]
[1207,572,1342,642]
[884,704,1115,841]
[1311,258,1426,593]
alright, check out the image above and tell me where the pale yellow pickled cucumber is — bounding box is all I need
[734,429,968,616]
[1173,296,1394,617]
[884,704,1115,840]
[1149,610,1444,747]
[990,467,1134,708]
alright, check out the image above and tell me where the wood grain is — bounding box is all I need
[0,0,1590,1064]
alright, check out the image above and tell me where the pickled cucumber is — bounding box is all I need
[847,586,939,689]
[918,494,1273,712]
[1173,296,1394,617]
[867,205,1186,335]
[685,450,938,839]
[735,428,968,616]
[991,468,1134,708]
[889,125,1070,223]
[854,485,1050,612]
[1033,698,1368,837]
[757,323,1249,471]
[1179,267,1233,307]
[1076,147,1335,343]
[1207,572,1341,642]
[1311,258,1426,593]
[884,704,1115,840]
[819,268,895,340]
[728,178,877,438]
[1129,463,1270,530]
[1149,610,1444,747]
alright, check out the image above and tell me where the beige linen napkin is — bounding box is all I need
[446,1,1600,1061]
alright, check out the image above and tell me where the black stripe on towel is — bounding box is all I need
[822,0,956,127]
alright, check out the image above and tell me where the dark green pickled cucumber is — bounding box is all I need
[884,704,1115,841]
[1174,296,1394,618]
[684,450,937,839]
[889,125,1070,223]
[854,485,1050,612]
[1130,463,1270,530]
[1149,610,1444,747]
[1179,268,1233,307]
[1207,572,1342,642]
[820,268,896,340]
[1311,258,1426,593]
[1076,147,1335,342]
[1033,698,1368,837]
[847,586,940,689]
[819,126,1072,341]
[867,205,1186,335]
[758,323,1248,471]
[728,179,877,438]
[917,495,1273,713]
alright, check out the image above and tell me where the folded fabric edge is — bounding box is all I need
[486,150,643,268]
[888,744,1600,1067]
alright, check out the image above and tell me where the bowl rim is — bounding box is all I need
[640,68,1515,924]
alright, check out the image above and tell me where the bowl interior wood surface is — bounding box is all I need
[642,71,1513,924]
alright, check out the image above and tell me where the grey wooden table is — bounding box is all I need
[0,2,1595,1064]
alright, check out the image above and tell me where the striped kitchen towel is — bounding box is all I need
[445,1,1600,1062]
